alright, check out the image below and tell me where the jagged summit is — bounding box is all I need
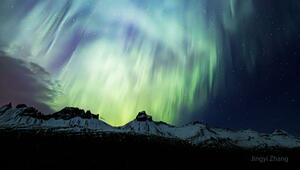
[16,104,27,108]
[136,111,152,121]
[4,104,99,121]
[51,107,99,120]
[0,103,111,130]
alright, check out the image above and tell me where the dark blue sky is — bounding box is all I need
[198,0,300,135]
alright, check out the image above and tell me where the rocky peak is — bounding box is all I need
[0,103,12,113]
[15,105,99,121]
[16,104,27,108]
[136,111,152,121]
[48,107,99,120]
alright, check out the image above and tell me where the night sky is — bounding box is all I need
[0,0,299,134]
[199,0,300,135]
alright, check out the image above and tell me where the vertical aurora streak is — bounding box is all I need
[0,0,254,126]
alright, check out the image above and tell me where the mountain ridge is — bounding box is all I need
[1,103,300,149]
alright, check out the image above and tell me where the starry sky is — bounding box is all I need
[0,0,299,133]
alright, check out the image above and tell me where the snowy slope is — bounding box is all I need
[1,104,300,149]
[121,111,175,137]
[0,103,114,131]
[120,111,300,148]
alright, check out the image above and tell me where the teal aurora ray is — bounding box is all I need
[0,0,256,126]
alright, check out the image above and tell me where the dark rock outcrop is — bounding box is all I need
[51,107,99,120]
[136,111,152,121]
[20,106,99,120]
[16,104,27,108]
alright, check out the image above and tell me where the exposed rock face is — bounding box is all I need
[136,111,152,121]
[19,105,99,120]
[50,107,99,120]
[16,104,27,108]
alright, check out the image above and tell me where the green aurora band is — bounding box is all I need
[0,0,254,126]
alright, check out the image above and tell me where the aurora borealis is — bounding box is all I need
[0,0,300,130]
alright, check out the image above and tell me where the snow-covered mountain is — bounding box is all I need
[0,103,114,132]
[1,103,300,149]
